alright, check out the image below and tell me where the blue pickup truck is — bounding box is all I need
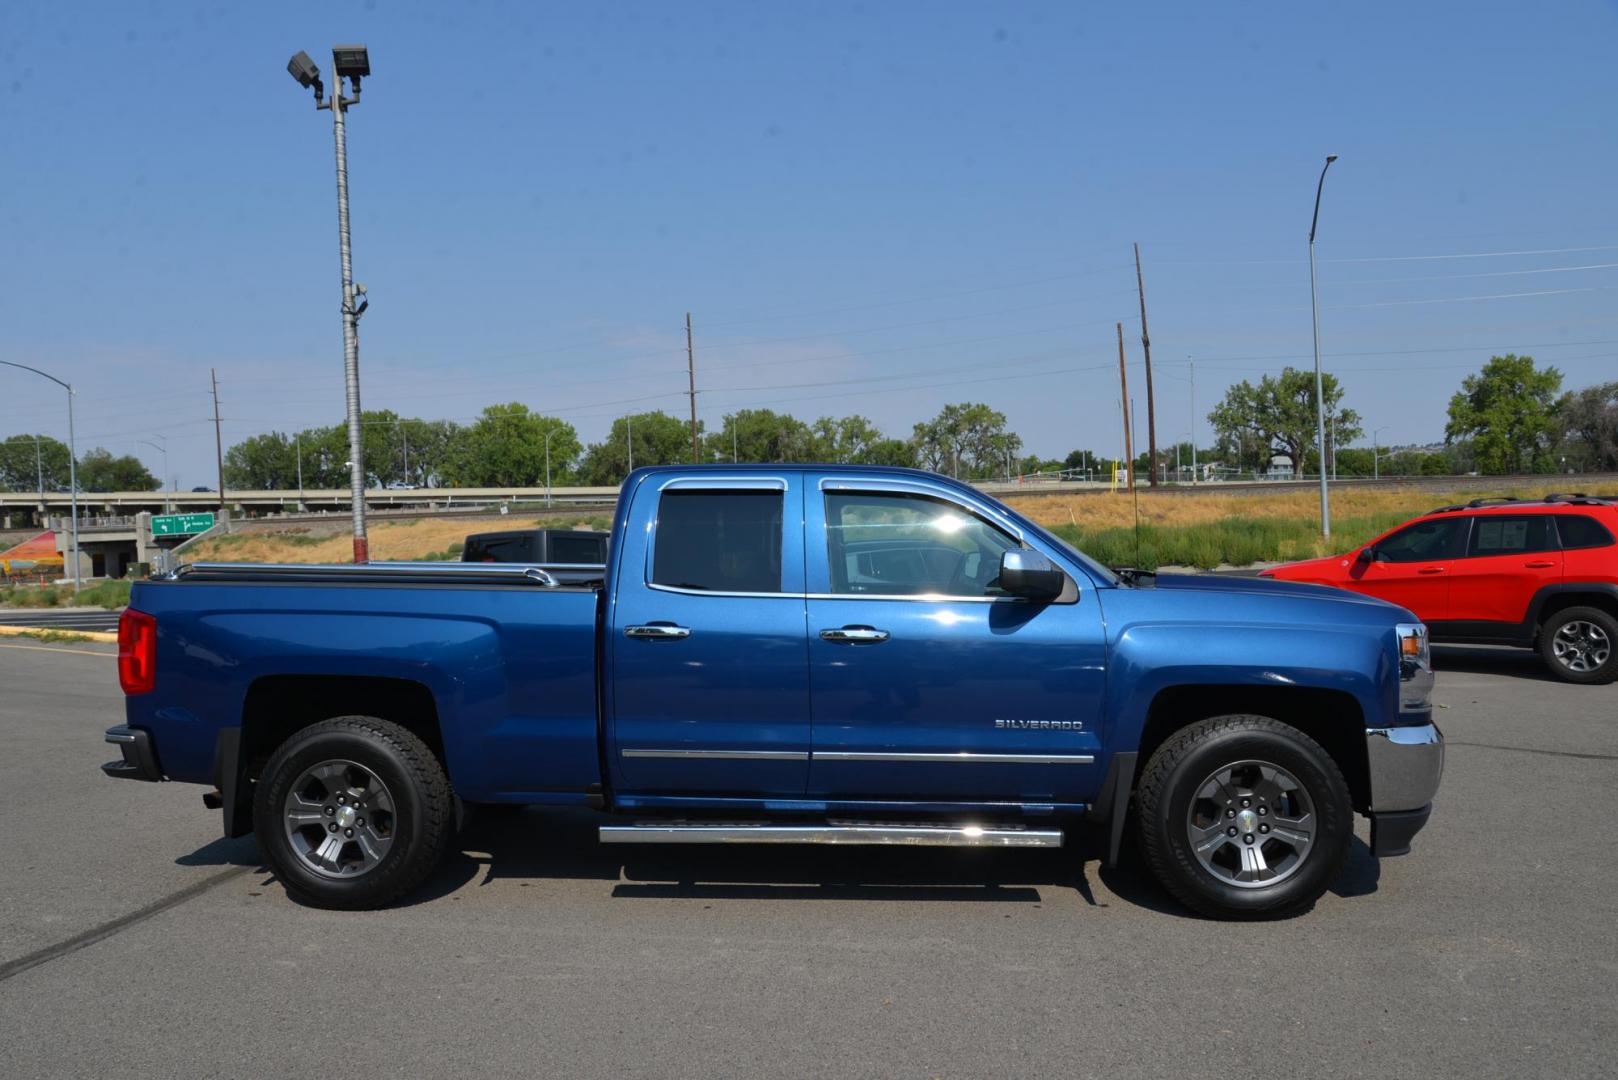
[105,465,1443,918]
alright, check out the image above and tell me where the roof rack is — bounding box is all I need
[1466,496,1519,509]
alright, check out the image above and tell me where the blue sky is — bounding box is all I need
[3,1,1616,487]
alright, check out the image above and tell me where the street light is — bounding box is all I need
[288,44,373,563]
[137,436,169,511]
[1308,153,1338,537]
[1372,425,1389,480]
[0,361,79,594]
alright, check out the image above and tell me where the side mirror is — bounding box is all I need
[999,549,1065,601]
[1355,547,1374,564]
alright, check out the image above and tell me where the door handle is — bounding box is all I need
[1524,560,1556,569]
[819,626,890,643]
[1417,567,1446,575]
[624,624,691,640]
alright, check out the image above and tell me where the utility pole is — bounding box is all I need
[685,312,700,463]
[211,368,226,512]
[1189,356,1198,485]
[295,431,305,506]
[732,425,738,464]
[626,413,634,475]
[1134,243,1159,488]
[1116,322,1134,493]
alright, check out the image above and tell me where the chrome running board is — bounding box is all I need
[598,823,1063,848]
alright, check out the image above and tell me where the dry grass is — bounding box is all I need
[184,514,611,565]
[1006,482,1575,532]
[1005,481,1587,568]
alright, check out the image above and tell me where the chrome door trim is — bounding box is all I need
[658,475,789,492]
[812,751,1095,765]
[621,748,810,761]
[646,583,802,599]
[806,591,1032,604]
[600,823,1064,847]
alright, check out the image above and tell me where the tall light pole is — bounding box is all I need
[1,361,79,594]
[1373,425,1389,480]
[289,46,373,563]
[138,437,169,511]
[1308,153,1338,537]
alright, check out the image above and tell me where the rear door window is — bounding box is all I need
[1555,514,1616,550]
[1467,515,1556,557]
[652,490,783,593]
[1374,518,1468,563]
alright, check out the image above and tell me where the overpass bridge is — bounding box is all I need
[0,486,622,525]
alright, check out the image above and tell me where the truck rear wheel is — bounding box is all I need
[254,716,454,910]
[1135,714,1353,919]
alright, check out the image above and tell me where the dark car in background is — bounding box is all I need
[462,528,608,583]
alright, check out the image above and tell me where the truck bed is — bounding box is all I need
[125,561,604,804]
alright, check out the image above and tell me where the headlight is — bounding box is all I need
[1396,622,1433,712]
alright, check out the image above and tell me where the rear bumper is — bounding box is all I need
[102,725,164,782]
[1364,722,1443,856]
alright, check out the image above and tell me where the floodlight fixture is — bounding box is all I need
[287,50,324,103]
[332,46,370,79]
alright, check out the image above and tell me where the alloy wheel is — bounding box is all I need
[282,759,396,878]
[1552,620,1612,674]
[1186,759,1315,889]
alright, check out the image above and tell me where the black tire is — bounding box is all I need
[254,715,454,910]
[1136,714,1353,919]
[1537,606,1618,685]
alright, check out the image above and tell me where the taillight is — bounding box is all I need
[118,608,157,695]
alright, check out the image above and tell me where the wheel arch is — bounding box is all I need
[1529,583,1618,638]
[214,675,447,839]
[1135,684,1371,814]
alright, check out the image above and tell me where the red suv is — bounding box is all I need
[1262,495,1618,683]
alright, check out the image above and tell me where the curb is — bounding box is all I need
[0,624,118,643]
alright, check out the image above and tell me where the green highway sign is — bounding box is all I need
[151,512,216,537]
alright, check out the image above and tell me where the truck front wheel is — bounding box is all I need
[1135,715,1353,919]
[254,716,454,910]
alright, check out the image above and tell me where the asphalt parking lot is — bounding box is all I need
[0,639,1613,1079]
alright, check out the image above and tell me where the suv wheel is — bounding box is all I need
[254,716,454,909]
[1539,606,1618,684]
[1136,714,1354,919]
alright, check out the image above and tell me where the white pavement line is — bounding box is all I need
[0,641,116,657]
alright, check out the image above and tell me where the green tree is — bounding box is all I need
[705,409,814,464]
[1445,355,1562,474]
[223,432,300,489]
[911,402,1023,479]
[441,403,580,487]
[1554,381,1618,472]
[76,448,158,491]
[0,434,73,492]
[1207,367,1361,478]
[582,411,695,484]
